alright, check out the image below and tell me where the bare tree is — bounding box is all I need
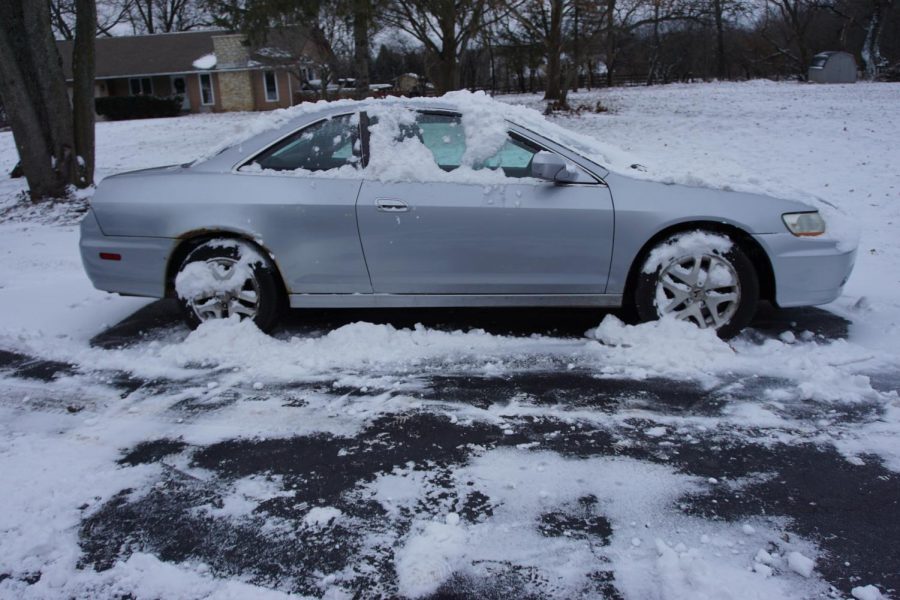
[506,1,571,101]
[0,0,96,199]
[861,0,893,79]
[761,0,823,76]
[129,0,209,33]
[382,0,496,94]
[50,0,132,39]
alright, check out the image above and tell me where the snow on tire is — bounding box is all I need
[175,238,283,332]
[634,231,759,339]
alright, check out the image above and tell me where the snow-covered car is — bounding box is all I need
[79,93,857,338]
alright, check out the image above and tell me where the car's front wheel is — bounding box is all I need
[174,239,283,332]
[633,231,759,338]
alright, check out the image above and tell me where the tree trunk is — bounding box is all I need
[433,53,459,94]
[72,0,96,188]
[0,0,78,200]
[647,0,661,85]
[543,0,564,101]
[606,0,616,86]
[571,1,579,92]
[353,0,370,98]
[713,0,727,79]
[433,3,459,94]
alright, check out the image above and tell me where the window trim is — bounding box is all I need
[129,77,152,96]
[199,73,215,106]
[263,70,279,102]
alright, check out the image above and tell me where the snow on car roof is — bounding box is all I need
[198,91,627,172]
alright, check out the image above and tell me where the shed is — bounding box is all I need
[808,51,857,83]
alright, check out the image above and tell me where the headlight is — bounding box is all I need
[782,212,826,237]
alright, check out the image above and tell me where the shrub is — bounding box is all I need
[95,95,184,121]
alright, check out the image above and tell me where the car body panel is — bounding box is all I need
[91,169,371,294]
[600,173,815,295]
[80,209,175,298]
[356,179,614,294]
[288,293,622,309]
[753,232,857,307]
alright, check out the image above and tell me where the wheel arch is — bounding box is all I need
[165,229,290,300]
[622,220,776,309]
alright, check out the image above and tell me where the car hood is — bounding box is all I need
[604,172,816,235]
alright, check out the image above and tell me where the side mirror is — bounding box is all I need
[530,151,580,183]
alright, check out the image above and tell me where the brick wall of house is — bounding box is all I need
[212,34,254,111]
[218,71,253,111]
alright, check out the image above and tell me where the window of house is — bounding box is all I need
[129,77,152,96]
[263,70,279,102]
[245,114,360,172]
[406,112,542,178]
[199,73,214,105]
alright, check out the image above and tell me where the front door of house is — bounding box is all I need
[171,76,189,110]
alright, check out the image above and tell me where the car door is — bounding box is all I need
[355,111,615,295]
[236,113,371,294]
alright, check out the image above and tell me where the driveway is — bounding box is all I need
[1,303,897,599]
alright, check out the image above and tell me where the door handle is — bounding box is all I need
[376,198,409,212]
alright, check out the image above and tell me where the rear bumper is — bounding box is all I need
[753,232,857,308]
[79,209,175,298]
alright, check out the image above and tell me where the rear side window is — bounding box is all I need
[247,114,360,172]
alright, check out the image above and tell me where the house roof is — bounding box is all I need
[56,28,324,81]
[57,30,222,80]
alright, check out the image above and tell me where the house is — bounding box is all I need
[56,29,328,114]
[392,73,433,96]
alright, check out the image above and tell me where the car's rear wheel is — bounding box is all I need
[175,239,283,332]
[633,231,759,338]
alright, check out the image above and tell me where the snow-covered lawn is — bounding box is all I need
[0,81,898,600]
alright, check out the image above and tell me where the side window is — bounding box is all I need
[413,112,541,178]
[415,113,466,171]
[248,114,360,172]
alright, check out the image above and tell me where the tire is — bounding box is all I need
[633,231,759,339]
[174,239,284,333]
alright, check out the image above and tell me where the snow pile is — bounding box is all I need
[852,584,888,600]
[786,551,816,578]
[148,318,569,380]
[303,506,342,528]
[585,315,735,382]
[395,518,468,597]
[362,102,534,184]
[191,53,217,70]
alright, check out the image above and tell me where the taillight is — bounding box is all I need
[99,252,121,261]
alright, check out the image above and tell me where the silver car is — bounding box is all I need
[79,98,857,338]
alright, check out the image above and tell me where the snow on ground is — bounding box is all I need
[0,82,898,599]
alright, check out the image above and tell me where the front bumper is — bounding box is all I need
[79,209,176,298]
[753,232,857,308]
